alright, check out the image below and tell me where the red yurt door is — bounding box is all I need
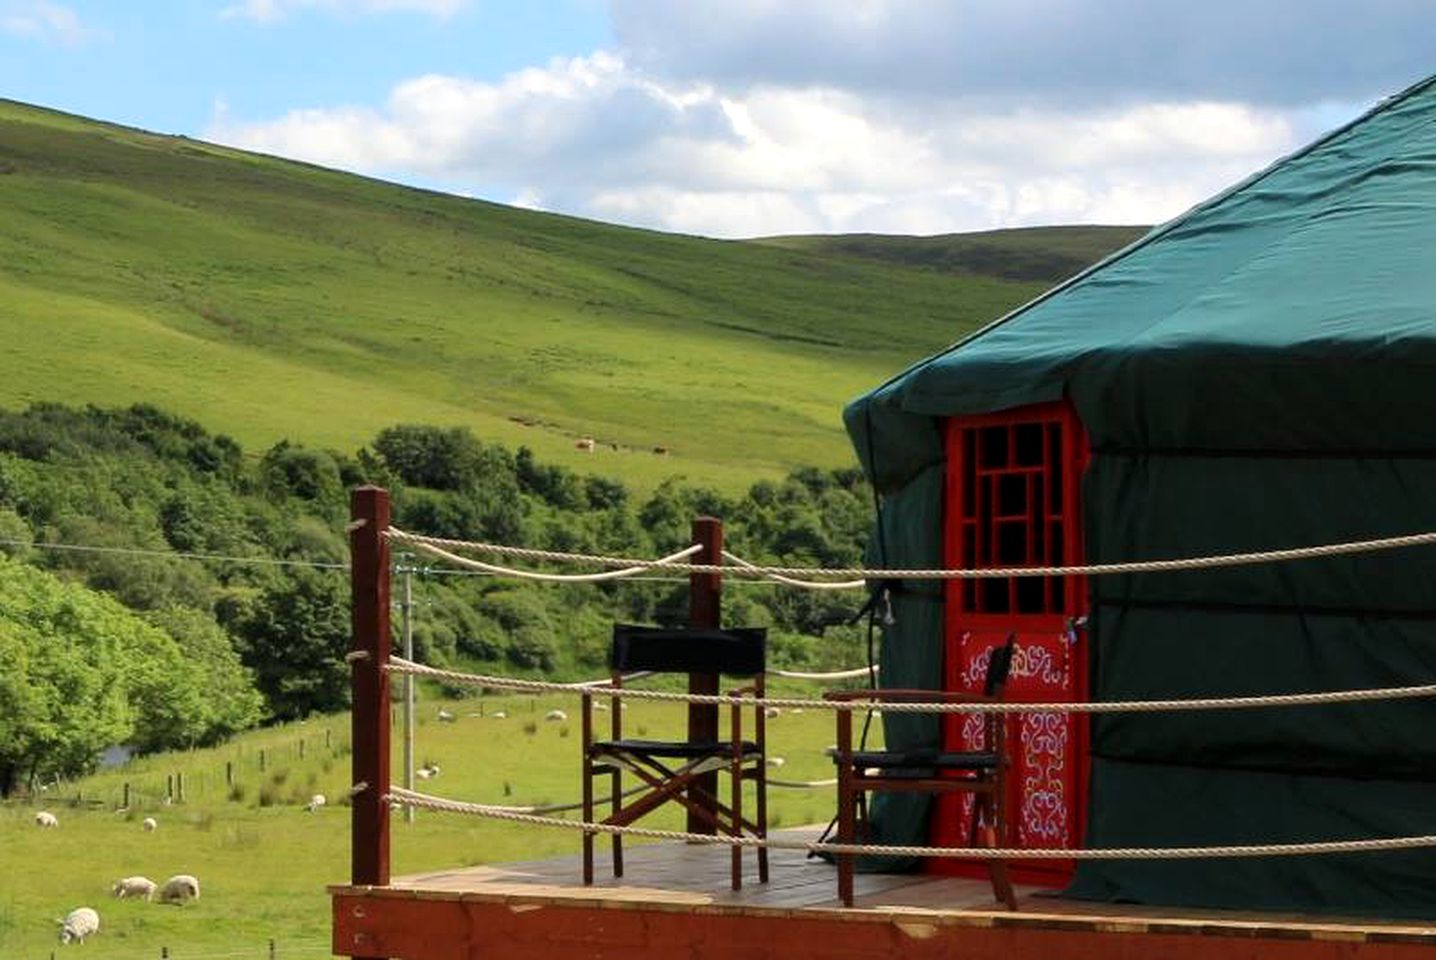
[933,401,1089,886]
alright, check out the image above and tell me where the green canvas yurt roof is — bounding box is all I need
[844,73,1436,919]
[848,72,1436,486]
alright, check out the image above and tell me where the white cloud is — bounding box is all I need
[611,0,1435,108]
[219,0,467,24]
[0,1,100,45]
[209,50,1310,238]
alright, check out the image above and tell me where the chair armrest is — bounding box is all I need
[824,688,998,704]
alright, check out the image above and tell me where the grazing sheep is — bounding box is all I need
[764,707,781,719]
[58,907,100,944]
[112,876,157,901]
[158,874,200,905]
[35,811,58,828]
[436,709,456,723]
[491,710,507,719]
[766,756,786,768]
[304,794,327,812]
[593,702,609,712]
[544,709,568,722]
[141,817,157,832]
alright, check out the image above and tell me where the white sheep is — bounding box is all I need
[141,817,157,832]
[436,709,456,722]
[544,709,568,722]
[58,907,100,944]
[416,764,440,780]
[35,810,58,828]
[158,874,201,905]
[112,876,157,901]
[766,756,786,768]
[491,710,507,719]
[764,707,782,719]
[304,794,327,812]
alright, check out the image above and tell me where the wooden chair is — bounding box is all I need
[581,624,769,890]
[825,634,1018,909]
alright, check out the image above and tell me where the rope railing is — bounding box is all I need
[386,657,1436,714]
[385,526,1436,581]
[769,665,878,681]
[385,786,1436,860]
[722,549,865,591]
[392,536,704,583]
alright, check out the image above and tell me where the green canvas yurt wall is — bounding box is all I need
[844,73,1436,917]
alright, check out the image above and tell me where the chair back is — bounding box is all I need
[982,633,1018,697]
[610,624,766,677]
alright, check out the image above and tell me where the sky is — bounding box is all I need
[2,1,1434,238]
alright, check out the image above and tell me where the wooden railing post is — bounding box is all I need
[687,516,723,834]
[350,487,391,905]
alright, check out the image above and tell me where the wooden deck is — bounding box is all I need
[331,828,1436,960]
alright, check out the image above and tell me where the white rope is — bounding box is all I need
[722,549,866,591]
[385,657,1436,714]
[385,526,1436,581]
[768,777,838,789]
[386,787,1436,860]
[398,537,703,583]
[770,665,879,681]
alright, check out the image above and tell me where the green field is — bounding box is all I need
[0,685,855,960]
[0,98,1141,492]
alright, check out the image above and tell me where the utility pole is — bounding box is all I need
[401,558,415,824]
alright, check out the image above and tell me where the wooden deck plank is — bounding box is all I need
[333,829,1436,959]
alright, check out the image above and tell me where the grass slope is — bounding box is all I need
[0,688,850,959]
[0,99,1139,491]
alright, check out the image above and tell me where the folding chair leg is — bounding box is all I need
[582,758,594,886]
[610,768,624,878]
[974,795,1017,911]
[756,763,769,884]
[730,752,744,891]
[837,775,856,906]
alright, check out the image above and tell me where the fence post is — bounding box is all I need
[177,772,185,803]
[226,761,233,787]
[350,486,392,900]
[299,739,306,760]
[269,938,277,959]
[260,749,266,773]
[686,516,723,834]
[122,782,130,809]
[166,775,173,803]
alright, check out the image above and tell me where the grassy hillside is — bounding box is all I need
[0,99,1139,492]
[0,688,850,959]
[758,225,1148,283]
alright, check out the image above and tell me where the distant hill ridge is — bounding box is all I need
[0,97,1141,490]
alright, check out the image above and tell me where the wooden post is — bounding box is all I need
[299,739,306,760]
[166,774,173,803]
[122,782,129,809]
[176,772,184,803]
[686,516,723,834]
[226,761,233,786]
[350,486,392,908]
[260,749,266,773]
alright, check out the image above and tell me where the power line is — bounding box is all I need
[0,537,349,570]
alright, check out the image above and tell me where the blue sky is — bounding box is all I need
[3,1,1433,237]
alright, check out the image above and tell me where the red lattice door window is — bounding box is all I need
[933,401,1089,887]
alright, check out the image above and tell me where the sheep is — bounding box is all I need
[157,874,200,905]
[112,876,157,901]
[764,707,781,719]
[35,810,58,828]
[141,817,157,832]
[304,794,327,812]
[416,763,440,780]
[544,709,568,722]
[436,709,456,723]
[491,710,507,719]
[766,756,786,768]
[58,907,99,944]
